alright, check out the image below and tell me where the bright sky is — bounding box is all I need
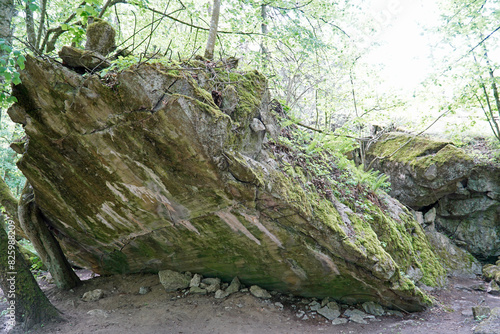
[363,0,441,93]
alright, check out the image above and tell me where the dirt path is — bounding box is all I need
[2,271,499,334]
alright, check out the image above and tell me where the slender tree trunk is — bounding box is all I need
[35,0,47,51]
[19,183,81,290]
[0,0,14,46]
[260,4,269,69]
[204,0,221,60]
[25,1,36,48]
[0,0,15,87]
[0,222,60,329]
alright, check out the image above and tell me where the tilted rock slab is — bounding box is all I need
[8,55,447,311]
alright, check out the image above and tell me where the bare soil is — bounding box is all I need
[1,270,500,334]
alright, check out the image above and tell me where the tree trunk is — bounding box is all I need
[0,220,60,329]
[35,0,47,51]
[260,4,269,68]
[204,0,221,60]
[18,183,81,290]
[25,0,36,49]
[0,0,14,46]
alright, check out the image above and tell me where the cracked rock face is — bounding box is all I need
[367,133,500,260]
[9,55,448,311]
[365,132,474,209]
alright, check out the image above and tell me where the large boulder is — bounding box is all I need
[9,55,449,311]
[365,132,474,209]
[366,133,500,260]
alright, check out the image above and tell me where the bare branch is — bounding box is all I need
[141,3,264,36]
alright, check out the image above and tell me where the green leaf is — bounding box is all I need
[28,3,39,11]
[3,72,11,81]
[61,23,69,31]
[17,55,26,70]
[12,73,21,85]
[6,96,18,103]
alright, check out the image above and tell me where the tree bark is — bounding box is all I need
[0,0,14,46]
[0,5,60,327]
[35,0,47,51]
[18,183,81,290]
[204,0,221,60]
[0,221,60,329]
[260,4,269,68]
[25,0,36,49]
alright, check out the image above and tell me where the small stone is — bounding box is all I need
[274,302,284,310]
[206,283,221,293]
[344,309,368,318]
[302,314,309,320]
[386,310,404,317]
[249,285,271,299]
[332,318,348,325]
[487,280,500,295]
[87,309,108,318]
[138,286,151,295]
[415,211,424,225]
[214,289,229,299]
[349,314,368,324]
[85,18,115,56]
[424,208,436,224]
[190,274,202,287]
[472,306,491,321]
[250,118,266,132]
[201,278,221,286]
[321,297,330,307]
[158,269,191,292]
[82,289,104,302]
[240,288,249,293]
[326,301,340,312]
[483,265,500,281]
[317,306,340,320]
[296,311,305,318]
[189,286,207,295]
[225,277,241,295]
[362,301,385,316]
[308,301,321,311]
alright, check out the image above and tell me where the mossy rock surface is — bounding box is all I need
[368,132,500,260]
[8,55,451,311]
[366,132,474,208]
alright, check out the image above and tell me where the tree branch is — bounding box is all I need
[141,3,264,36]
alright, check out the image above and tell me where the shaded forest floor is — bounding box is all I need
[1,270,500,333]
